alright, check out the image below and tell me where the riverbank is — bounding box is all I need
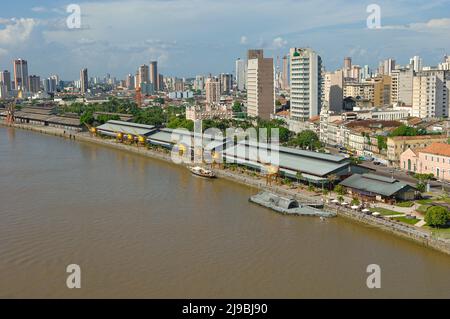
[3,122,450,256]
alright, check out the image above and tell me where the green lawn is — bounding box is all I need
[392,216,419,225]
[396,201,414,208]
[369,208,404,216]
[416,199,434,205]
[416,205,431,213]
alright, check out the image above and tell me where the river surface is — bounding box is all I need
[0,126,449,298]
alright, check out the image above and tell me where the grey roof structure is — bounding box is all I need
[96,120,156,136]
[339,173,416,197]
[224,142,350,177]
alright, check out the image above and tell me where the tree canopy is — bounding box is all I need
[425,206,450,228]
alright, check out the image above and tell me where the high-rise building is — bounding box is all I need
[28,75,41,93]
[383,58,396,75]
[343,57,352,78]
[13,59,29,92]
[323,70,343,113]
[281,55,289,90]
[0,83,7,99]
[205,77,220,105]
[138,65,150,87]
[361,65,371,81]
[126,74,135,90]
[410,56,423,73]
[438,55,450,71]
[289,48,322,121]
[0,70,12,92]
[194,75,205,91]
[150,61,158,91]
[390,68,414,106]
[158,74,165,91]
[80,68,89,93]
[246,49,274,120]
[412,70,450,118]
[43,77,57,94]
[247,49,264,60]
[219,73,233,94]
[235,58,247,91]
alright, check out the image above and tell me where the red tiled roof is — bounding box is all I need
[420,143,450,157]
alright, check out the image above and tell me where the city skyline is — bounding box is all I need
[1,0,450,79]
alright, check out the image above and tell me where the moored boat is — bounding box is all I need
[189,166,216,178]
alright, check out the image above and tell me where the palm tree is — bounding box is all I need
[296,171,303,186]
[327,174,338,190]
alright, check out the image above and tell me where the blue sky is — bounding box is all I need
[1,0,450,80]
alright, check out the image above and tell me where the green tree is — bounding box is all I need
[351,198,360,206]
[334,184,346,196]
[416,183,426,193]
[290,130,321,150]
[425,206,450,228]
[377,135,387,151]
[232,101,242,113]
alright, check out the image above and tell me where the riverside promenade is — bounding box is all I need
[4,122,450,256]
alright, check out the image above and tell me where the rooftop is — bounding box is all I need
[420,142,450,157]
[340,173,415,197]
[389,134,446,141]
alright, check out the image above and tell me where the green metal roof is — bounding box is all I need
[339,173,416,197]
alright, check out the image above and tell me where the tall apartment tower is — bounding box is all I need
[412,70,450,118]
[138,64,150,87]
[235,58,247,91]
[247,49,264,60]
[289,48,323,121]
[0,70,11,92]
[28,75,41,93]
[410,56,423,73]
[246,49,274,120]
[281,55,289,90]
[219,73,233,94]
[150,61,158,91]
[205,77,221,105]
[390,68,413,106]
[14,59,29,92]
[323,70,343,113]
[80,68,89,93]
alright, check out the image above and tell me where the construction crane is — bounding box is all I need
[5,100,16,126]
[83,122,97,136]
[135,86,142,108]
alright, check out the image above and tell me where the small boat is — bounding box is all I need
[189,166,216,178]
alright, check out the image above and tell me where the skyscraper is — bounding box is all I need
[281,55,289,90]
[138,64,150,87]
[0,70,11,92]
[28,75,41,93]
[235,58,247,91]
[412,70,450,118]
[126,74,135,90]
[219,73,233,94]
[150,61,158,91]
[205,77,220,105]
[13,59,29,92]
[80,68,89,93]
[289,48,322,121]
[246,49,274,120]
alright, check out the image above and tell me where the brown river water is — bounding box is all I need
[0,127,449,298]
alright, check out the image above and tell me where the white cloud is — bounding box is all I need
[382,18,450,32]
[271,37,287,49]
[31,7,48,13]
[0,18,37,46]
[240,36,248,44]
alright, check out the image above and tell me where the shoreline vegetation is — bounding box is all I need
[3,122,450,257]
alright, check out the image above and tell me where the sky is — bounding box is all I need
[0,0,450,80]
